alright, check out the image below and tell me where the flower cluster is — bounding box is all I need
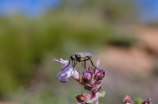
[77,67,106,93]
[53,57,106,104]
[141,98,152,104]
[74,67,106,104]
[123,95,152,104]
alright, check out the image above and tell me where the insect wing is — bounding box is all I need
[79,51,97,57]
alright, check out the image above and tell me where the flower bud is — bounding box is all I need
[84,72,92,81]
[96,73,101,78]
[91,85,99,93]
[123,95,135,104]
[75,94,91,103]
[95,69,106,81]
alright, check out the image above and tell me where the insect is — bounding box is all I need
[63,51,97,70]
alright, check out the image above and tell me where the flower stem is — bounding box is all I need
[91,92,98,104]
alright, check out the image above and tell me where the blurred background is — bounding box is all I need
[0,0,158,104]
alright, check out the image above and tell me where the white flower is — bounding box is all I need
[52,58,79,83]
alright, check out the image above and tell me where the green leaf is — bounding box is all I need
[134,98,143,104]
[87,99,95,103]
[99,91,106,97]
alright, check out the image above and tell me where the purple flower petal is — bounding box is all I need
[53,58,79,83]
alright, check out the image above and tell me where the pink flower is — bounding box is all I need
[141,98,152,104]
[84,72,92,81]
[123,95,135,104]
[52,58,79,83]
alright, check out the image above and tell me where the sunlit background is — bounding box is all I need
[0,0,158,104]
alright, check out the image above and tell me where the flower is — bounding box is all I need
[75,93,91,103]
[141,98,152,104]
[123,95,135,104]
[52,58,79,83]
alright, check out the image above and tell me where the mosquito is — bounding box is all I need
[63,51,97,70]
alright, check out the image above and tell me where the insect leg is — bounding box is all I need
[73,60,77,69]
[81,58,90,69]
[84,58,86,69]
[81,58,90,62]
[71,60,77,74]
[62,59,70,70]
[89,58,99,69]
[81,61,86,70]
[83,56,99,69]
[83,58,87,69]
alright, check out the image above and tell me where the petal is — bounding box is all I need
[57,72,70,82]
[59,77,68,83]
[72,70,79,79]
[52,58,62,63]
[52,58,70,69]
[96,57,100,67]
[54,58,79,82]
[57,68,74,82]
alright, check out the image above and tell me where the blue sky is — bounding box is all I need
[0,0,157,22]
[136,0,158,22]
[0,0,60,16]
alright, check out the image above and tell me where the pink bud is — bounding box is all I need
[91,85,98,93]
[123,95,135,104]
[75,93,91,103]
[84,73,91,80]
[95,70,106,81]
[96,73,101,78]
